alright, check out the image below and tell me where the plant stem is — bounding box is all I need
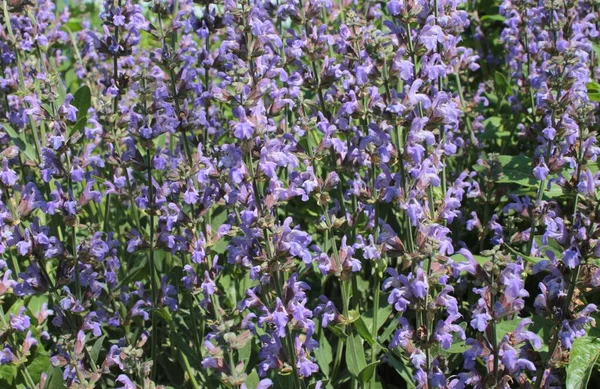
[2,1,43,164]
[147,145,159,381]
[490,255,499,382]
[533,116,586,389]
[370,160,382,389]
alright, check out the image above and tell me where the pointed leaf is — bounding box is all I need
[346,331,367,378]
[353,317,375,346]
[44,366,65,389]
[72,85,91,120]
[358,361,379,385]
[314,330,333,377]
[90,334,107,364]
[3,123,36,162]
[566,336,600,389]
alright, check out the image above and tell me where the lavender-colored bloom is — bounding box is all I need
[0,347,15,365]
[0,0,598,386]
[115,374,136,389]
[314,296,338,328]
[0,159,17,186]
[10,307,31,332]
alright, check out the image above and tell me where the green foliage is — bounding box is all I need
[566,337,600,389]
[345,331,367,378]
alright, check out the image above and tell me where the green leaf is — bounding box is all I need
[2,123,36,162]
[451,252,491,266]
[44,366,65,389]
[68,85,91,137]
[353,317,375,346]
[0,364,18,386]
[72,85,91,120]
[443,341,467,354]
[26,295,48,317]
[345,331,367,378]
[210,208,228,231]
[64,69,77,92]
[327,325,348,340]
[494,71,509,94]
[5,299,25,320]
[358,361,379,385]
[27,352,50,383]
[589,93,600,103]
[496,155,536,187]
[63,18,84,33]
[504,243,542,264]
[495,317,522,345]
[566,336,600,389]
[383,351,415,389]
[380,316,398,343]
[238,339,252,369]
[480,14,506,23]
[361,298,393,335]
[592,42,600,58]
[70,116,88,134]
[90,334,107,364]
[480,116,510,144]
[528,316,554,352]
[314,330,333,377]
[172,332,203,368]
[245,370,260,389]
[588,81,600,93]
[116,256,148,288]
[495,315,551,350]
[155,307,173,323]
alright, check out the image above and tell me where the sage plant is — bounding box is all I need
[0,0,598,388]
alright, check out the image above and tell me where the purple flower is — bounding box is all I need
[266,298,288,338]
[533,158,549,180]
[0,347,15,365]
[0,159,17,186]
[387,1,403,15]
[314,296,338,328]
[563,246,581,268]
[384,267,429,313]
[115,374,136,389]
[10,307,30,332]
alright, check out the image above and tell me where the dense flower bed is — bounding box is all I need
[0,0,599,388]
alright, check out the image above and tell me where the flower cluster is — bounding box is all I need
[0,0,598,388]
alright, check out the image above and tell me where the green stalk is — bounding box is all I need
[490,256,499,382]
[405,19,437,385]
[203,2,211,148]
[525,139,552,255]
[137,70,159,381]
[167,317,201,389]
[369,272,381,388]
[532,117,586,389]
[147,145,159,381]
[532,265,579,389]
[454,73,476,146]
[20,365,37,389]
[246,150,301,389]
[103,0,122,235]
[64,152,82,303]
[71,208,81,301]
[0,305,36,388]
[369,159,382,389]
[323,203,346,385]
[521,11,537,124]
[525,41,568,255]
[241,15,302,380]
[2,1,44,165]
